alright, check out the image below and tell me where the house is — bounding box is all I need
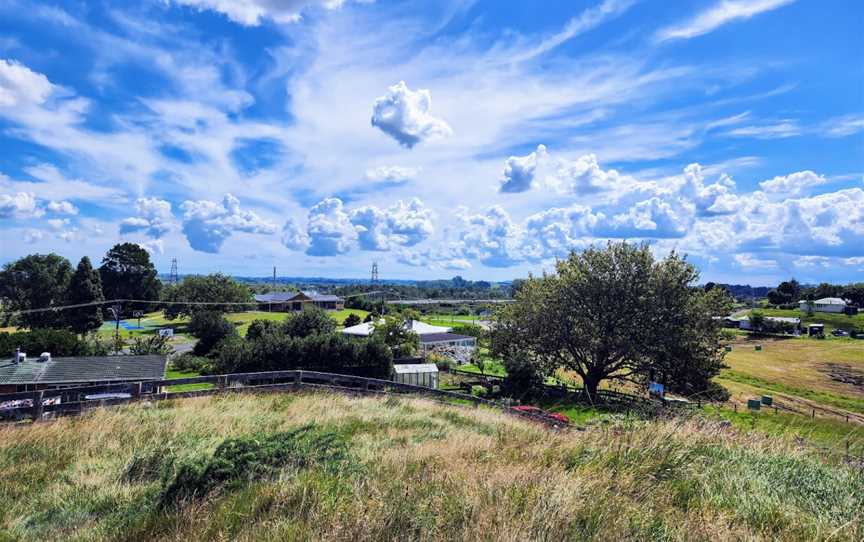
[799,298,847,314]
[254,290,344,312]
[0,354,167,394]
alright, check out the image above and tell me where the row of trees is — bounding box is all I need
[182,308,393,378]
[0,244,261,335]
[765,279,863,307]
[0,243,161,333]
[493,242,732,400]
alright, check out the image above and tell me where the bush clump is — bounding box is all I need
[170,352,212,374]
[159,424,348,508]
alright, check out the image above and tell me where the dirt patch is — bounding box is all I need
[821,364,864,388]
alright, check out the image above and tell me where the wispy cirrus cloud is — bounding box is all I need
[655,0,795,42]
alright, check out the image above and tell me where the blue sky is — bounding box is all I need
[0,0,862,285]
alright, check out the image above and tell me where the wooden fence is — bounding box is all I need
[448,367,659,408]
[0,370,570,427]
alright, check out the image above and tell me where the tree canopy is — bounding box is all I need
[492,242,731,399]
[162,273,251,319]
[0,253,73,329]
[371,314,420,357]
[99,243,161,314]
[65,256,104,334]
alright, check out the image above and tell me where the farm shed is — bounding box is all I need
[392,363,439,389]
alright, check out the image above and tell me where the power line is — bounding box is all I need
[5,290,394,316]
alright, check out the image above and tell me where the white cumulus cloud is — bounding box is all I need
[305,197,358,256]
[371,81,452,148]
[759,170,826,195]
[180,194,276,253]
[46,200,78,215]
[0,192,40,219]
[120,197,174,238]
[364,165,421,184]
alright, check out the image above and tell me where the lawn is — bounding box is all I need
[96,308,371,340]
[164,369,214,392]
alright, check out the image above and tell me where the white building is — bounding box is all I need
[341,319,452,337]
[799,298,847,314]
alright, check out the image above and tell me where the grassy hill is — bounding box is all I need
[1,392,861,541]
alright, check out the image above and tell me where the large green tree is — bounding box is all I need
[492,242,730,400]
[0,253,72,329]
[162,273,251,319]
[98,243,161,315]
[65,256,104,334]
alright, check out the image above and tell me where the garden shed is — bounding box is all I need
[392,363,439,389]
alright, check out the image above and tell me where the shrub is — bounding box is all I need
[0,328,89,357]
[343,313,362,328]
[170,353,212,373]
[245,319,279,341]
[188,311,237,356]
[212,329,393,378]
[281,307,337,338]
[502,351,544,400]
[129,334,172,355]
[159,424,348,508]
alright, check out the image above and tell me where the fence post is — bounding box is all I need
[811,408,815,419]
[131,382,142,401]
[294,370,302,389]
[31,391,44,422]
[217,375,227,390]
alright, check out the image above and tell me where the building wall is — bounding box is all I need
[800,301,846,314]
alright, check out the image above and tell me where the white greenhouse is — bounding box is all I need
[392,364,439,389]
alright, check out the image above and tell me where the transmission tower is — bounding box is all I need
[370,262,379,285]
[169,258,178,285]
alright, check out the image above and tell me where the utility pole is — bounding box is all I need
[107,303,122,342]
[270,266,276,312]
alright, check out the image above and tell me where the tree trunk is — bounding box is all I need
[583,372,602,402]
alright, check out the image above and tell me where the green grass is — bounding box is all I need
[747,308,864,334]
[718,371,864,415]
[0,392,861,541]
[703,405,864,456]
[164,369,214,392]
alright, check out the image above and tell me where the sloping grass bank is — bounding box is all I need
[0,392,861,541]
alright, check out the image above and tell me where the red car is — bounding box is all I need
[510,405,570,424]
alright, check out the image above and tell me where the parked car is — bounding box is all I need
[510,405,570,424]
[832,329,848,337]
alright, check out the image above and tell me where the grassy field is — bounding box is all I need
[93,308,371,341]
[719,336,864,421]
[745,307,864,334]
[0,391,861,541]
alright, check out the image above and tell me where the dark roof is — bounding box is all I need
[254,291,342,303]
[420,333,476,344]
[0,355,167,385]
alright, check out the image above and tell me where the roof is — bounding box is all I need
[392,363,439,374]
[0,355,167,386]
[813,297,846,305]
[342,320,452,337]
[254,290,342,303]
[419,332,476,343]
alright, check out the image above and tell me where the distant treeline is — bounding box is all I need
[709,284,772,300]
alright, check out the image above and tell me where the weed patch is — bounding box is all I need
[159,424,349,508]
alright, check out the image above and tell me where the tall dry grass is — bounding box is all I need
[0,391,861,541]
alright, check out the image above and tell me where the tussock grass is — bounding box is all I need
[0,392,861,541]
